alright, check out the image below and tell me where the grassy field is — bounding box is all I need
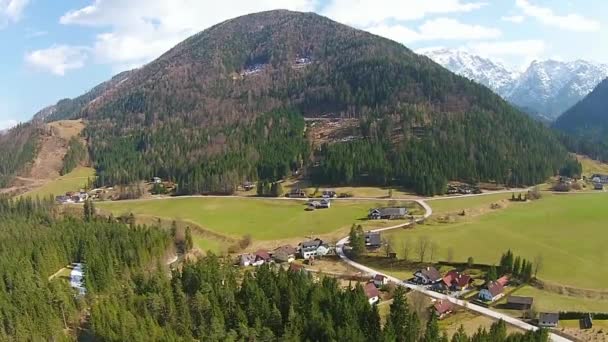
[385,193,608,290]
[426,192,515,215]
[578,155,608,178]
[21,166,95,198]
[98,197,420,240]
[511,286,608,313]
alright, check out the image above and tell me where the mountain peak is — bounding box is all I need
[423,48,608,120]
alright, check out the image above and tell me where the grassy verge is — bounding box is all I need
[511,286,608,313]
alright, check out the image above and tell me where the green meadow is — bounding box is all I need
[21,166,95,199]
[386,193,608,290]
[98,197,420,240]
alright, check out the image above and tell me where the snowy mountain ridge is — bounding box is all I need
[421,48,608,120]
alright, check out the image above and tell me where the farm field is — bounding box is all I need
[385,193,608,290]
[511,286,608,313]
[426,192,516,215]
[97,197,421,240]
[21,166,95,198]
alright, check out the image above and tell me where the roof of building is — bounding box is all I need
[507,296,534,306]
[497,276,509,287]
[417,267,442,281]
[373,274,387,281]
[485,281,504,298]
[300,239,323,249]
[539,312,559,324]
[443,270,472,288]
[372,207,408,216]
[434,300,454,315]
[366,231,382,246]
[255,249,271,260]
[274,245,297,255]
[364,282,380,299]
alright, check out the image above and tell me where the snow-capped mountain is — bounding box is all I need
[421,48,608,120]
[422,49,519,95]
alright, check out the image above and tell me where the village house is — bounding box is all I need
[414,267,442,285]
[368,207,408,220]
[373,274,389,287]
[505,296,534,310]
[364,282,380,305]
[478,281,505,302]
[288,188,307,198]
[538,312,559,328]
[322,190,337,198]
[298,239,329,259]
[434,300,454,319]
[239,253,255,267]
[242,181,255,191]
[591,174,608,184]
[594,182,604,190]
[307,199,331,210]
[273,245,297,263]
[441,270,473,291]
[253,250,271,266]
[365,231,382,249]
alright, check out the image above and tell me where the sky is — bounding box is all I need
[1,0,607,129]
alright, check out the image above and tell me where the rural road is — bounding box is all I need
[335,199,571,342]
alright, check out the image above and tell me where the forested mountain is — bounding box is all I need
[0,123,39,187]
[19,10,571,195]
[553,79,608,161]
[32,70,135,123]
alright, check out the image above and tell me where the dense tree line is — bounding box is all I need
[88,256,549,342]
[0,196,171,340]
[0,123,39,187]
[87,110,308,195]
[313,109,571,195]
[61,137,88,175]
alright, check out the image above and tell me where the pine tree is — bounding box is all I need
[185,226,194,252]
[423,311,440,342]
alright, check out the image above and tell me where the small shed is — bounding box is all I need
[538,312,559,328]
[505,296,534,310]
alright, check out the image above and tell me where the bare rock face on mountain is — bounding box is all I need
[422,48,608,121]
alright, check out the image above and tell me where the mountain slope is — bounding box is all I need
[421,49,518,96]
[26,10,569,195]
[422,49,608,120]
[554,78,608,137]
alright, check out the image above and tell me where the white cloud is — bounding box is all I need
[0,0,29,27]
[59,0,317,69]
[0,119,18,131]
[322,0,486,27]
[25,45,89,76]
[516,0,600,32]
[367,18,501,44]
[501,15,524,23]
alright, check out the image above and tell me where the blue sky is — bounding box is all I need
[1,0,607,129]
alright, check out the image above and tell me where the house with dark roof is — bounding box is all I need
[505,296,534,310]
[442,270,473,291]
[365,231,382,248]
[253,250,271,266]
[368,207,408,220]
[434,300,454,319]
[322,190,337,198]
[273,245,296,263]
[373,274,389,287]
[288,188,307,198]
[538,313,559,328]
[478,281,504,302]
[414,267,442,285]
[364,282,380,305]
[298,239,330,259]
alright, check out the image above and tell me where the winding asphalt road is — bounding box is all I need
[335,199,571,342]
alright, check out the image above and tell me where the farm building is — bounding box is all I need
[368,207,408,220]
[273,245,296,263]
[322,190,337,198]
[478,281,505,302]
[538,313,559,328]
[413,267,442,285]
[253,250,271,266]
[591,174,608,184]
[239,253,255,267]
[365,231,382,248]
[289,188,307,198]
[434,300,454,319]
[505,296,534,310]
[364,282,380,305]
